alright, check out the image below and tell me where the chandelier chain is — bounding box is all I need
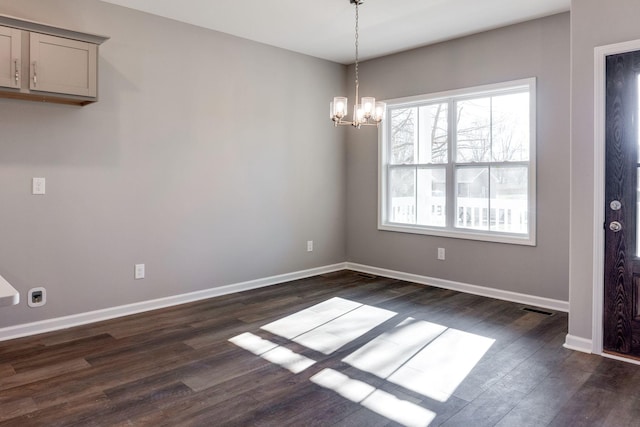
[354,1,359,89]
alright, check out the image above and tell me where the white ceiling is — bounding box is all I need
[100,0,570,64]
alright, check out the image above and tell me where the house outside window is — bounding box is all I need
[378,78,536,246]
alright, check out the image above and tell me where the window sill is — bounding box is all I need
[378,222,536,246]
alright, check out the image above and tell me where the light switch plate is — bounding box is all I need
[134,264,145,280]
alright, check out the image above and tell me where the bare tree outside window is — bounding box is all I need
[389,103,448,226]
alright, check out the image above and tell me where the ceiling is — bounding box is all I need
[99,0,570,64]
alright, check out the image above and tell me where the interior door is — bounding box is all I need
[604,50,640,358]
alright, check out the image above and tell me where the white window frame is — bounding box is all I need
[378,78,537,246]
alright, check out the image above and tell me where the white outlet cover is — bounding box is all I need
[32,177,46,195]
[27,287,46,308]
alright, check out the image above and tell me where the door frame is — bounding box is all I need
[593,39,640,362]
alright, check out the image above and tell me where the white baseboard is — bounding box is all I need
[0,263,348,342]
[345,262,570,312]
[0,261,571,343]
[563,334,593,353]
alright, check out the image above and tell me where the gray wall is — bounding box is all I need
[0,3,573,332]
[346,13,571,301]
[569,0,640,340]
[0,0,347,326]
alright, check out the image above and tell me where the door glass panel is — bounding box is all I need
[638,74,640,163]
[638,73,640,256]
[635,275,640,319]
[637,168,640,257]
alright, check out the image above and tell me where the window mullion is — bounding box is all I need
[488,97,493,231]
[413,165,418,224]
[415,107,420,224]
[447,98,457,230]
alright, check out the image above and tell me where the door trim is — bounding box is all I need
[593,39,640,358]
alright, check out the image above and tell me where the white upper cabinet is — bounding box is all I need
[0,26,21,89]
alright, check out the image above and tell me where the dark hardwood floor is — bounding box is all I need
[0,270,638,426]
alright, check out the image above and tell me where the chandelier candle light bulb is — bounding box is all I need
[331,97,348,119]
[362,97,375,117]
[355,104,365,122]
[330,0,385,128]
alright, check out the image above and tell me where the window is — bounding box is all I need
[379,79,536,245]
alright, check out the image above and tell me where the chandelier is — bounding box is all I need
[330,0,385,128]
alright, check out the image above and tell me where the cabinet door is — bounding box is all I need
[29,33,97,97]
[0,26,21,89]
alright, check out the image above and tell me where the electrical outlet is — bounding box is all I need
[437,248,445,260]
[27,287,46,307]
[307,240,313,252]
[32,177,46,195]
[134,264,145,280]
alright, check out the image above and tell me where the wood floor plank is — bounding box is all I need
[0,396,37,422]
[229,381,348,426]
[333,407,397,427]
[548,383,617,426]
[181,348,273,392]
[1,270,639,426]
[0,363,15,377]
[441,385,528,427]
[0,358,91,392]
[0,391,112,427]
[7,333,117,373]
[602,372,640,427]
[10,342,200,411]
[450,312,555,402]
[494,357,593,426]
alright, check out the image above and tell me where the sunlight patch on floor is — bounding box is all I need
[311,368,436,427]
[387,328,494,401]
[343,317,447,378]
[261,297,361,339]
[228,332,315,374]
[261,297,396,354]
[229,297,496,426]
[344,319,495,402]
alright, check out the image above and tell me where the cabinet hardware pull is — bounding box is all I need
[14,60,19,85]
[32,62,37,87]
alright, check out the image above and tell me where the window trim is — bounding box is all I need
[378,78,537,246]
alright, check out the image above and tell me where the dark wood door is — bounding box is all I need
[604,50,640,358]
